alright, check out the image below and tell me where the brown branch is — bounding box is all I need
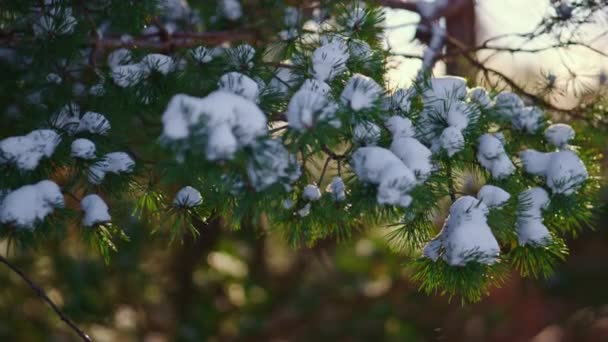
[98,30,256,52]
[0,254,92,341]
[377,0,470,20]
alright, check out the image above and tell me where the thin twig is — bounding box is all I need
[0,254,92,341]
[445,160,456,203]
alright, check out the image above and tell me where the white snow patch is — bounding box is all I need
[161,91,267,160]
[351,147,416,208]
[51,104,111,135]
[81,194,111,227]
[71,138,96,160]
[0,129,61,171]
[389,87,415,113]
[467,87,491,108]
[516,187,551,246]
[310,41,349,82]
[477,185,510,208]
[302,184,322,201]
[111,53,174,87]
[190,46,213,63]
[287,89,339,131]
[340,73,383,111]
[423,196,500,266]
[388,116,433,181]
[326,176,346,201]
[520,149,588,195]
[476,134,515,179]
[512,106,543,133]
[0,180,64,229]
[545,123,574,148]
[493,91,524,118]
[88,152,135,184]
[218,72,260,102]
[33,7,77,36]
[297,202,311,217]
[173,186,203,207]
[219,0,242,21]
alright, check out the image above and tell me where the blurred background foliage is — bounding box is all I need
[1,0,608,341]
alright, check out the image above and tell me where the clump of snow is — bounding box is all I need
[89,84,105,96]
[161,91,267,160]
[467,87,491,108]
[345,6,366,30]
[157,0,192,20]
[47,73,62,84]
[476,134,515,179]
[140,54,174,75]
[353,121,381,145]
[512,106,543,133]
[51,104,111,135]
[326,176,346,201]
[33,6,77,37]
[219,0,242,21]
[226,44,255,70]
[545,123,574,148]
[110,52,174,87]
[302,184,322,201]
[437,126,465,157]
[71,138,96,160]
[268,67,298,96]
[516,187,551,246]
[300,79,331,95]
[282,198,294,209]
[520,149,588,195]
[386,116,433,182]
[423,76,467,101]
[389,87,415,113]
[0,129,61,171]
[297,202,311,217]
[218,72,260,102]
[287,88,339,131]
[190,46,213,63]
[81,194,111,227]
[0,180,64,229]
[493,91,524,118]
[351,147,416,207]
[107,48,133,69]
[79,112,111,135]
[173,186,202,207]
[349,39,374,68]
[341,74,383,111]
[246,139,301,191]
[89,152,135,184]
[423,195,500,266]
[477,185,510,208]
[310,41,349,82]
[418,76,473,157]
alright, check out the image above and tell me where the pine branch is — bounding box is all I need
[0,254,92,342]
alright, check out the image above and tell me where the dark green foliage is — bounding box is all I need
[509,238,569,279]
[409,258,510,304]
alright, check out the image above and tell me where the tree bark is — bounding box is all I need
[445,0,477,78]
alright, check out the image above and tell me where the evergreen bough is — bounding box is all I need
[0,0,602,308]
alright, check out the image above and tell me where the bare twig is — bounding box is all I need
[0,254,92,341]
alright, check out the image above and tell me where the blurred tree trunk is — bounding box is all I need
[445,0,477,79]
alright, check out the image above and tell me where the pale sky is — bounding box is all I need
[385,0,608,105]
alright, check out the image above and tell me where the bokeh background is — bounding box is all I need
[1,1,608,341]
